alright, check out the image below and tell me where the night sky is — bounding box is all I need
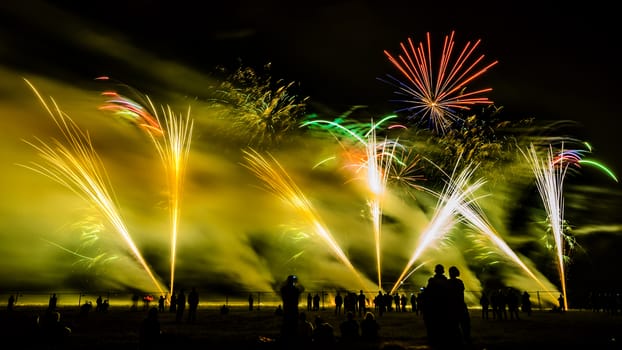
[0,1,620,303]
[2,1,621,165]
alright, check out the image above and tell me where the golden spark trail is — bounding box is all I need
[142,98,194,298]
[99,84,194,296]
[391,161,554,297]
[390,163,474,294]
[20,79,166,294]
[522,144,569,310]
[366,129,398,290]
[41,238,94,261]
[242,148,368,289]
[454,189,557,302]
[302,115,399,290]
[397,261,428,288]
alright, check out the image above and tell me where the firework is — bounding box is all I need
[241,148,369,289]
[19,79,166,294]
[41,235,119,270]
[388,146,427,196]
[98,79,194,296]
[381,31,498,134]
[96,77,162,136]
[365,127,397,290]
[552,143,618,182]
[521,143,569,310]
[578,159,618,182]
[453,180,556,301]
[389,161,480,294]
[390,153,555,297]
[8,65,616,306]
[301,115,405,289]
[208,65,308,148]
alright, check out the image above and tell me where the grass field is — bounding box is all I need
[1,305,621,349]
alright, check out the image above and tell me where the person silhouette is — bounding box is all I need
[401,294,408,313]
[80,301,92,317]
[274,304,283,316]
[447,265,471,347]
[158,295,165,313]
[422,264,449,349]
[280,275,303,346]
[131,293,140,311]
[248,293,254,311]
[38,309,71,347]
[95,295,103,312]
[169,293,177,313]
[334,292,343,315]
[297,311,314,349]
[521,291,532,316]
[358,290,367,317]
[7,294,15,311]
[394,293,401,312]
[313,315,336,346]
[187,287,199,323]
[339,310,360,343]
[410,292,417,314]
[480,291,490,320]
[307,293,312,312]
[139,307,161,350]
[375,291,385,316]
[506,287,520,320]
[313,293,320,311]
[48,293,58,311]
[360,311,380,342]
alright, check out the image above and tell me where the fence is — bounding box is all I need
[1,289,566,311]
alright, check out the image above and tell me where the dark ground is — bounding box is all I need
[1,305,621,350]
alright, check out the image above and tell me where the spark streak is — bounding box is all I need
[390,157,554,297]
[99,83,194,296]
[454,185,556,301]
[390,162,480,294]
[241,148,368,289]
[19,79,166,294]
[150,104,193,297]
[579,160,618,182]
[302,115,401,289]
[522,143,569,310]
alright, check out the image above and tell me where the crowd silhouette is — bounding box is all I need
[2,269,587,349]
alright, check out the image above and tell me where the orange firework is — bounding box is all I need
[382,30,498,134]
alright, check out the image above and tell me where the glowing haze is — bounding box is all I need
[0,10,620,308]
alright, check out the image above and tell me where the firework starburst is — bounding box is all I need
[381,31,498,134]
[208,65,308,148]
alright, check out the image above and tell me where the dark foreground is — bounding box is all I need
[1,305,621,349]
